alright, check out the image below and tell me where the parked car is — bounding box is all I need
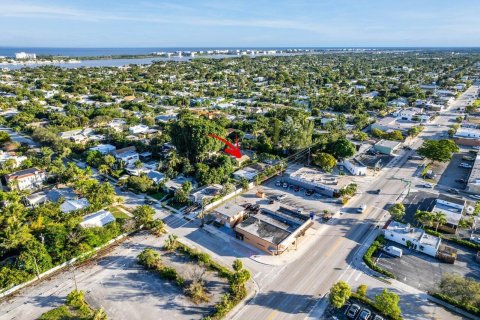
[294,186,300,192]
[423,183,433,188]
[357,204,367,213]
[374,189,381,194]
[305,189,314,196]
[346,304,361,319]
[469,194,480,200]
[275,181,282,187]
[277,194,287,200]
[462,156,475,161]
[268,199,275,204]
[282,182,288,188]
[473,146,480,150]
[459,163,473,169]
[470,236,480,244]
[448,188,460,194]
[250,204,260,211]
[144,199,155,205]
[456,179,467,183]
[373,315,384,320]
[358,309,372,320]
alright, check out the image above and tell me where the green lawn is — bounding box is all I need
[150,191,167,200]
[108,206,131,219]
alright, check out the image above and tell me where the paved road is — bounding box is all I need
[231,85,480,320]
[0,85,477,320]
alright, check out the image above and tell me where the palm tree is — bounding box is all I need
[432,211,447,232]
[414,210,433,228]
[98,164,110,176]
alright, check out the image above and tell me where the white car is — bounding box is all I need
[470,236,480,244]
[473,146,480,150]
[469,194,480,200]
[423,183,433,188]
[459,163,473,168]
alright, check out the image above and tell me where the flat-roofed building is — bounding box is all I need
[467,154,480,194]
[212,203,245,228]
[373,139,402,155]
[234,207,313,255]
[432,195,466,234]
[286,166,350,197]
[454,128,480,146]
[383,220,441,257]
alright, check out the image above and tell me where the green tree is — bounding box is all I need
[374,289,402,319]
[330,138,356,159]
[356,284,368,298]
[312,152,337,172]
[439,273,480,307]
[329,281,351,308]
[432,211,447,232]
[417,139,459,163]
[174,188,189,204]
[17,238,53,276]
[132,205,155,228]
[170,113,226,163]
[388,203,406,222]
[414,210,433,228]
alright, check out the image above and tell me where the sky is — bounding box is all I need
[0,0,479,48]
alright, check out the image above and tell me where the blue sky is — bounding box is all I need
[1,0,479,47]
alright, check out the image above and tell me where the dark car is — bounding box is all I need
[305,189,314,196]
[358,309,372,320]
[448,188,460,194]
[294,186,300,192]
[250,204,260,211]
[243,203,253,210]
[268,199,275,204]
[456,179,467,183]
[346,304,361,319]
[374,189,381,194]
[144,199,155,205]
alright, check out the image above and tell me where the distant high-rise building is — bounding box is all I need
[15,52,36,60]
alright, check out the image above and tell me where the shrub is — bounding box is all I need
[430,292,480,316]
[363,236,396,279]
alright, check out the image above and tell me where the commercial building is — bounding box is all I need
[467,154,480,194]
[3,168,46,191]
[286,166,348,197]
[234,207,313,255]
[432,195,466,234]
[453,128,480,147]
[212,203,245,228]
[373,140,402,155]
[383,220,441,257]
[341,158,367,176]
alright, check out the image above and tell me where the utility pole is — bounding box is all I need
[32,256,40,280]
[71,264,78,291]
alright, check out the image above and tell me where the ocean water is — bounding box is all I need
[0,47,320,58]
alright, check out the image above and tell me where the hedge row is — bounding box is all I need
[429,292,480,317]
[175,242,233,278]
[350,293,403,320]
[363,236,396,279]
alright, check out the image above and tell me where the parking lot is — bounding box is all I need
[325,298,385,320]
[259,175,343,216]
[402,190,438,225]
[374,239,480,292]
[437,152,474,190]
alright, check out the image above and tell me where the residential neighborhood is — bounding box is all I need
[1,4,480,319]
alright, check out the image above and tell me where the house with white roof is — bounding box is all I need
[4,168,46,191]
[432,195,466,234]
[0,151,27,168]
[60,198,90,214]
[114,146,139,167]
[80,209,115,228]
[128,125,150,135]
[89,144,116,155]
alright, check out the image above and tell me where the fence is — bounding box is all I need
[0,233,128,299]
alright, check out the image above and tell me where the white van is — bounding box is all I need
[383,246,403,257]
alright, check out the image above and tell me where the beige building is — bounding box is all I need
[234,207,313,255]
[212,203,245,228]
